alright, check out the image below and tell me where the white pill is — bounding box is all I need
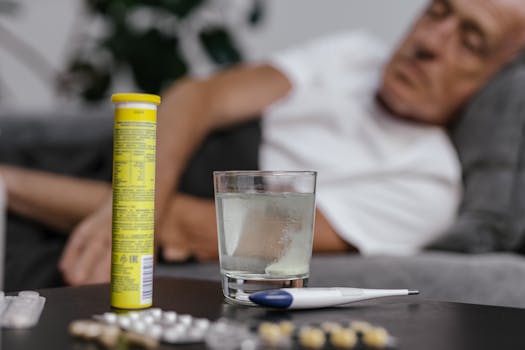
[179,315,192,326]
[84,323,103,338]
[142,315,155,325]
[163,328,183,343]
[147,324,163,339]
[103,313,118,324]
[194,318,210,330]
[163,311,177,323]
[118,316,131,328]
[131,321,146,333]
[149,308,163,320]
[188,328,205,339]
[128,312,140,321]
[171,324,187,333]
[240,338,258,350]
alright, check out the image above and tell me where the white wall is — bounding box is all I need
[0,0,427,113]
[0,0,83,112]
[245,0,427,58]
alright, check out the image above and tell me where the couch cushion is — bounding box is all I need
[429,53,525,253]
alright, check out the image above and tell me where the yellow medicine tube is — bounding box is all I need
[110,93,160,309]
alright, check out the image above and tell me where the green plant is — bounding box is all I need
[59,0,263,102]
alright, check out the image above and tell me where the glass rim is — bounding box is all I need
[213,170,317,177]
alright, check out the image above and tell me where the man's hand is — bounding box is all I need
[59,198,112,285]
[157,204,193,262]
[158,194,218,262]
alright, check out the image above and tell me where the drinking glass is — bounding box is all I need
[214,170,317,305]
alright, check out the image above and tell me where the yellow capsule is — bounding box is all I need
[330,328,358,349]
[279,321,295,336]
[362,327,390,349]
[299,327,326,349]
[350,320,373,334]
[258,322,283,347]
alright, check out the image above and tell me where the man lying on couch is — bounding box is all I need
[2,0,525,287]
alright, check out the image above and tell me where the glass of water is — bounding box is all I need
[213,170,317,305]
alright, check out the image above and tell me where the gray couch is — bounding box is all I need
[3,114,525,307]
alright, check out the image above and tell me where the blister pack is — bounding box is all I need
[93,308,211,344]
[0,291,46,328]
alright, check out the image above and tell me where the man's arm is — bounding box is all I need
[154,64,292,222]
[0,165,110,232]
[161,195,355,261]
[60,64,293,285]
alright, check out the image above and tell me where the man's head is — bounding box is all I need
[379,0,525,125]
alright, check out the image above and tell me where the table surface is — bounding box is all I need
[3,277,525,350]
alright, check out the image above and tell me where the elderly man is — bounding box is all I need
[3,0,525,286]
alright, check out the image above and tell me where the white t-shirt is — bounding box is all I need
[260,31,461,255]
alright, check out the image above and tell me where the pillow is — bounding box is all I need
[428,52,525,253]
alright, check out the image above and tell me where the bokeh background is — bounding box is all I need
[0,0,426,113]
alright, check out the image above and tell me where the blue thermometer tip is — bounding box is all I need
[249,290,293,308]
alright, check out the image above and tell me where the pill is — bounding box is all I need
[299,327,326,349]
[179,314,192,325]
[330,328,357,349]
[350,321,372,334]
[147,324,163,339]
[142,315,155,325]
[279,321,295,336]
[99,325,121,348]
[258,322,282,342]
[90,309,213,345]
[188,328,206,339]
[124,331,159,349]
[84,322,103,338]
[195,318,210,330]
[173,323,187,333]
[128,312,141,321]
[118,316,131,328]
[149,308,163,320]
[163,328,183,342]
[240,338,258,350]
[362,327,390,349]
[163,311,177,323]
[131,320,146,333]
[69,320,89,337]
[103,313,118,324]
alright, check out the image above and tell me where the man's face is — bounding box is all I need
[379,0,525,124]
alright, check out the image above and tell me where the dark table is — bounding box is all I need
[3,277,525,349]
